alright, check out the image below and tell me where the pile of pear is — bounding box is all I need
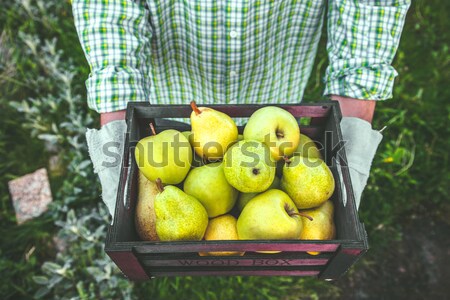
[134,101,336,256]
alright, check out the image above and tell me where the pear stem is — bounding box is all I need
[190,101,201,115]
[149,122,157,136]
[289,212,313,221]
[283,156,291,165]
[155,178,164,193]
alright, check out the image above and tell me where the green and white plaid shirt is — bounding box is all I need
[72,0,410,113]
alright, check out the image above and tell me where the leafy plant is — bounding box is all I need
[0,1,127,299]
[32,207,133,300]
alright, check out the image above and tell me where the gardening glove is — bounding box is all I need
[340,117,383,210]
[86,120,127,219]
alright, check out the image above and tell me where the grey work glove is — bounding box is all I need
[86,120,127,219]
[340,117,383,210]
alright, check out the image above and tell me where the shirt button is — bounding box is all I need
[230,30,238,38]
[230,70,237,77]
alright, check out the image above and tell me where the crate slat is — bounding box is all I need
[130,103,332,119]
[147,270,321,277]
[141,257,329,267]
[133,241,340,254]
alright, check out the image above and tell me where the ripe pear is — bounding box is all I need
[182,130,204,167]
[293,133,322,159]
[154,180,208,241]
[281,156,335,209]
[243,106,300,161]
[135,124,192,184]
[134,171,159,241]
[299,200,336,255]
[190,101,238,160]
[198,214,245,256]
[237,189,303,240]
[183,162,238,218]
[237,176,280,211]
[223,140,276,193]
[181,130,194,145]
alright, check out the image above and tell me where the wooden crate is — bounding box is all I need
[105,102,368,281]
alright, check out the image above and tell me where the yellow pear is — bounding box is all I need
[293,133,322,159]
[237,176,280,211]
[281,156,335,209]
[134,171,159,241]
[199,214,244,256]
[299,200,336,255]
[154,179,208,241]
[190,101,238,160]
[243,106,300,161]
[223,140,276,193]
[237,189,303,240]
[184,162,238,218]
[181,130,194,145]
[135,124,192,184]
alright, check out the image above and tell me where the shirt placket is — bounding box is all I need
[225,1,243,104]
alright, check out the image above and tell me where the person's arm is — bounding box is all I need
[100,110,127,126]
[72,0,152,119]
[72,0,153,218]
[324,1,411,209]
[330,95,376,124]
[324,0,411,105]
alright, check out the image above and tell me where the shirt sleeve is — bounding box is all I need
[72,0,152,113]
[324,0,410,100]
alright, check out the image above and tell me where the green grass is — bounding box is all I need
[0,0,449,299]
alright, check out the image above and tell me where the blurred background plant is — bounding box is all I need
[0,0,448,299]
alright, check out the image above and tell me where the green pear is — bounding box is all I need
[276,134,321,177]
[299,200,336,255]
[183,162,238,218]
[244,106,300,161]
[237,176,280,211]
[299,200,335,240]
[181,130,194,145]
[223,140,276,193]
[281,156,335,209]
[190,101,238,160]
[135,125,192,184]
[134,171,159,241]
[154,180,208,241]
[293,133,322,159]
[237,189,303,240]
[237,134,244,141]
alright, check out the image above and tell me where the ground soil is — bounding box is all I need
[334,214,450,300]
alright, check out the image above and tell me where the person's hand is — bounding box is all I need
[86,110,127,219]
[331,96,382,209]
